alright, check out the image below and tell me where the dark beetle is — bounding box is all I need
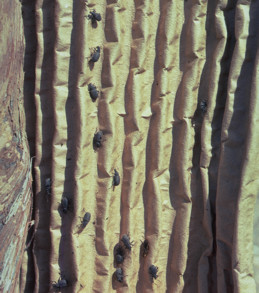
[61,197,69,213]
[45,178,51,196]
[81,212,91,228]
[141,239,149,257]
[90,46,100,63]
[88,10,101,23]
[116,254,124,264]
[121,234,134,251]
[149,265,158,282]
[115,268,123,283]
[52,278,68,289]
[115,245,125,264]
[88,83,99,101]
[93,130,103,149]
[200,100,207,114]
[113,169,120,187]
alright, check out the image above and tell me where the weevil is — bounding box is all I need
[115,268,123,283]
[52,277,68,289]
[90,46,100,63]
[149,265,158,282]
[88,83,99,101]
[200,100,207,114]
[116,254,124,264]
[121,234,134,251]
[61,197,69,213]
[88,10,101,24]
[93,130,103,149]
[45,178,51,196]
[141,239,149,257]
[113,169,120,187]
[115,245,125,264]
[81,212,91,228]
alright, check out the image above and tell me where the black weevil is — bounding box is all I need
[88,83,99,101]
[113,169,120,187]
[149,265,158,283]
[88,10,101,24]
[52,277,68,289]
[61,197,69,213]
[90,46,100,63]
[81,212,91,228]
[93,130,103,149]
[115,268,123,283]
[121,234,134,251]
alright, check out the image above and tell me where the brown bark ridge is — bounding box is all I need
[13,0,259,292]
[0,1,32,293]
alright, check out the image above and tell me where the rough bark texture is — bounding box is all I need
[7,0,259,292]
[0,1,32,293]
